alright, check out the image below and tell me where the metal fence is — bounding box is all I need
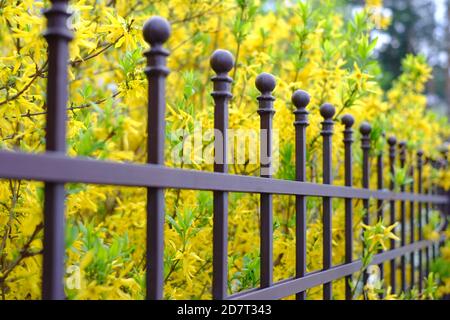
[0,2,448,300]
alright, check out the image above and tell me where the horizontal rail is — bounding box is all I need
[229,237,444,300]
[0,150,447,203]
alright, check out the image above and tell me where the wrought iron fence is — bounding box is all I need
[0,1,448,300]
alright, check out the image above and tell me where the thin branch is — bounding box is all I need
[0,61,48,106]
[0,223,43,281]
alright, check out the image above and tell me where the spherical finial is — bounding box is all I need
[417,150,424,157]
[387,136,397,146]
[359,122,371,135]
[291,90,310,110]
[319,103,335,119]
[255,72,276,93]
[341,114,354,128]
[143,16,171,45]
[210,49,234,74]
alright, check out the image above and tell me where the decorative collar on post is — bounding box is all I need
[388,136,397,156]
[417,149,424,166]
[360,122,372,150]
[292,90,310,127]
[341,114,354,143]
[210,49,234,99]
[143,16,171,78]
[43,0,73,41]
[320,103,336,136]
[256,72,276,178]
[255,72,276,116]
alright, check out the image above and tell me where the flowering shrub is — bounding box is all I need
[0,0,449,300]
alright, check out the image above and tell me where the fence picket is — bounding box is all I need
[210,49,234,300]
[42,0,73,300]
[320,103,336,300]
[293,90,310,300]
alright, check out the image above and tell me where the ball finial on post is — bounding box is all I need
[359,122,372,136]
[341,114,354,128]
[255,72,276,95]
[388,136,397,146]
[320,103,336,120]
[143,16,171,46]
[292,90,310,110]
[210,49,234,75]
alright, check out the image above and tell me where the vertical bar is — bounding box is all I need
[440,149,449,235]
[210,49,234,299]
[256,73,276,288]
[360,123,371,226]
[431,180,437,262]
[417,150,424,292]
[377,148,384,282]
[292,90,310,300]
[425,157,430,277]
[143,16,171,300]
[42,0,73,300]
[342,114,354,300]
[360,122,371,287]
[387,136,397,293]
[409,159,415,290]
[320,103,336,300]
[398,141,407,293]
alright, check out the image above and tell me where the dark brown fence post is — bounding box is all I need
[342,114,354,300]
[431,178,437,261]
[425,157,431,277]
[376,136,385,283]
[399,141,407,293]
[292,90,310,300]
[42,0,73,300]
[388,136,397,293]
[360,122,371,286]
[409,155,415,290]
[440,148,449,235]
[320,103,336,300]
[417,150,424,292]
[143,16,171,300]
[210,49,234,299]
[360,122,371,226]
[256,73,276,288]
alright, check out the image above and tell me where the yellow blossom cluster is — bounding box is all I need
[0,0,449,300]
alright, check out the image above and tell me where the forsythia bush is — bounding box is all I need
[0,0,449,300]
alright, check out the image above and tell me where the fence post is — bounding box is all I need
[398,141,407,293]
[417,150,424,292]
[342,114,354,300]
[377,135,385,286]
[320,103,335,300]
[409,155,415,290]
[360,122,371,226]
[292,90,310,300]
[256,73,276,288]
[388,136,397,293]
[440,148,449,234]
[42,0,73,300]
[143,16,171,300]
[425,156,431,277]
[431,185,436,261]
[360,122,371,287]
[210,49,234,299]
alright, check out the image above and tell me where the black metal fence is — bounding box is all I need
[0,1,448,300]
